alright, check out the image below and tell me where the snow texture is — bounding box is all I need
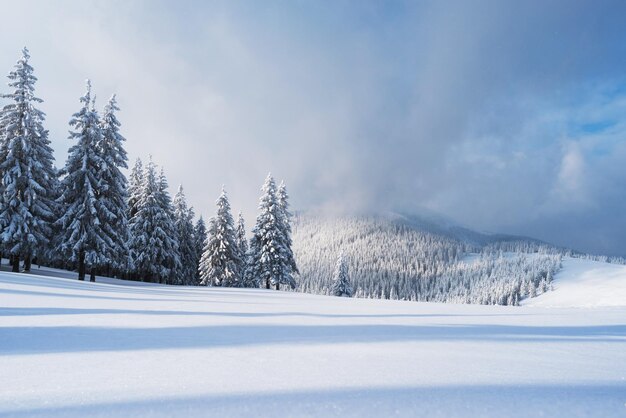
[0,257,624,417]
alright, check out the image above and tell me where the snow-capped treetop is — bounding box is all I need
[3,47,41,105]
[100,95,128,169]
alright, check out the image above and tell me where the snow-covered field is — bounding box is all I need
[1,259,625,417]
[525,258,626,308]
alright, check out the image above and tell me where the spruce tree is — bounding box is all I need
[0,48,56,272]
[249,174,296,290]
[193,216,206,284]
[157,168,182,283]
[45,166,64,268]
[98,94,129,275]
[57,80,110,281]
[331,252,353,297]
[277,181,298,279]
[127,157,143,219]
[128,159,179,283]
[198,187,240,287]
[235,212,248,283]
[242,234,260,288]
[173,185,197,285]
[198,217,215,286]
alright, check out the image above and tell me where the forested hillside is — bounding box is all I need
[292,212,563,305]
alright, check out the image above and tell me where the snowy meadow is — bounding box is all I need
[1,261,625,417]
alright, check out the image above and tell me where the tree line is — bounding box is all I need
[0,48,298,289]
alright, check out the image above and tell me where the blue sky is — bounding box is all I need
[1,0,625,256]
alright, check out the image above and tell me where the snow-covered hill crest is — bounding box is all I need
[524,258,626,308]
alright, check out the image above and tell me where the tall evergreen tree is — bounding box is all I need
[45,166,64,268]
[128,159,179,283]
[235,212,248,283]
[248,174,296,290]
[0,48,56,272]
[158,168,181,283]
[198,187,240,287]
[277,181,298,279]
[173,185,197,285]
[127,157,143,219]
[331,252,352,297]
[242,234,260,288]
[98,94,129,274]
[57,80,110,281]
[193,216,206,284]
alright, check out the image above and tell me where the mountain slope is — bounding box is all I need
[524,258,626,308]
[292,212,562,305]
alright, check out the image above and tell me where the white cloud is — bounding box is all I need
[0,0,625,255]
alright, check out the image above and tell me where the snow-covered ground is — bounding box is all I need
[525,257,626,308]
[1,259,625,417]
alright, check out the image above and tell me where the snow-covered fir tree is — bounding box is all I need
[173,185,197,285]
[44,166,64,268]
[248,174,297,290]
[198,187,241,287]
[235,212,248,280]
[57,80,110,281]
[128,158,179,283]
[331,252,352,297]
[127,157,143,219]
[157,168,182,283]
[97,94,129,275]
[198,217,215,286]
[277,180,298,279]
[0,48,56,272]
[193,216,207,284]
[242,236,260,288]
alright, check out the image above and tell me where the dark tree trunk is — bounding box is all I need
[23,254,31,272]
[78,250,85,281]
[275,281,280,291]
[90,267,96,282]
[265,278,270,289]
[12,254,19,273]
